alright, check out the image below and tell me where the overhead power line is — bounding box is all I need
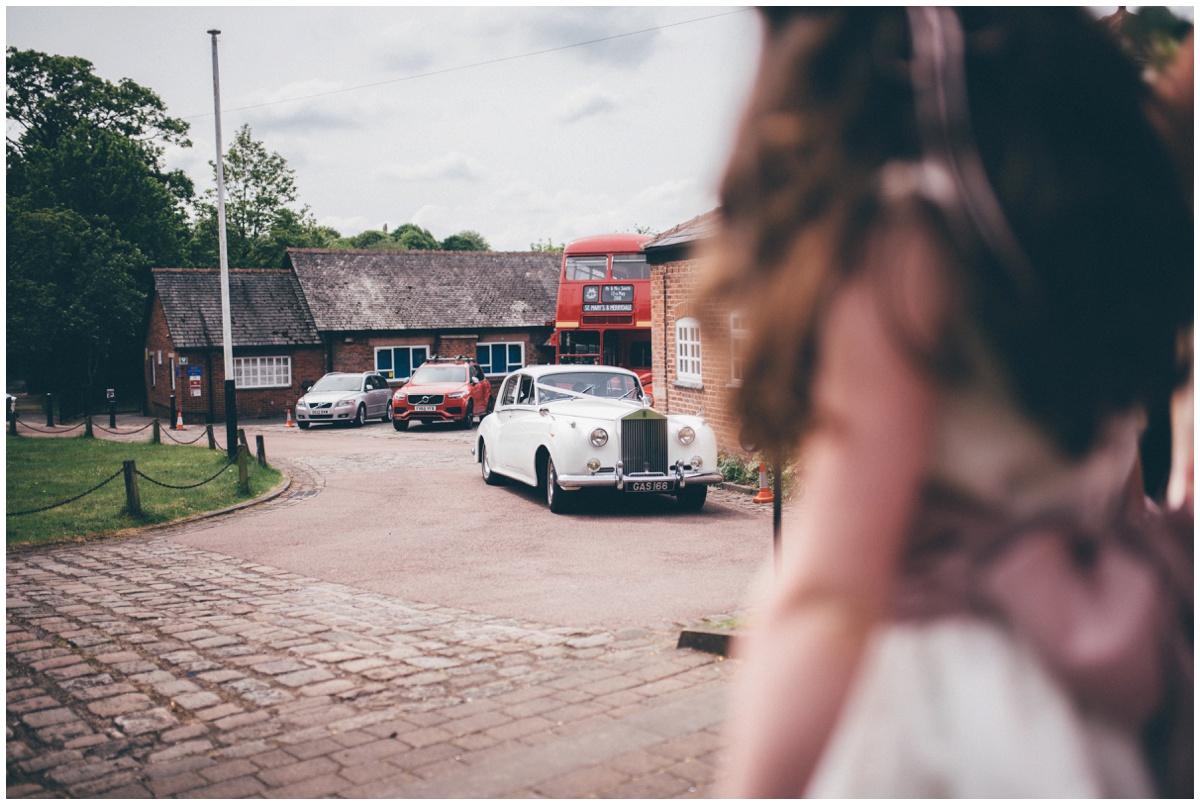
[185,8,749,120]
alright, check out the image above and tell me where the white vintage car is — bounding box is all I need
[474,365,721,513]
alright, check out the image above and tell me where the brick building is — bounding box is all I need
[644,211,748,455]
[145,268,323,424]
[145,249,560,423]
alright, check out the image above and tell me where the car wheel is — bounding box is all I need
[461,401,475,429]
[352,405,366,427]
[393,418,408,432]
[677,484,708,512]
[480,442,504,486]
[382,404,393,423]
[546,456,573,514]
[297,421,310,430]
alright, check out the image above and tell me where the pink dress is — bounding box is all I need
[805,362,1189,797]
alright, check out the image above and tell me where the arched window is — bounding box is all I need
[675,317,702,386]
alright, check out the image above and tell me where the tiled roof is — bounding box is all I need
[642,209,720,256]
[152,269,321,349]
[286,249,560,332]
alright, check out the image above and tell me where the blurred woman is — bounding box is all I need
[705,8,1192,797]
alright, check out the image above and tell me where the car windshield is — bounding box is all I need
[536,371,641,402]
[410,365,467,384]
[310,375,363,392]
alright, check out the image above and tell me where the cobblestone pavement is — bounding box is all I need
[7,536,737,798]
[6,420,764,798]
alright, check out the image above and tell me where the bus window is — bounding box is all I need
[565,256,608,281]
[611,254,649,280]
[630,341,652,368]
[560,331,600,364]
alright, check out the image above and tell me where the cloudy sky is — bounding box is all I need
[7,5,764,251]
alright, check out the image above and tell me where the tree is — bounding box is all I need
[392,223,439,251]
[530,237,565,253]
[6,48,190,161]
[189,123,327,268]
[6,48,193,395]
[7,203,147,391]
[441,230,491,251]
[347,229,390,250]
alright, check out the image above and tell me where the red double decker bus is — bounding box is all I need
[553,234,653,382]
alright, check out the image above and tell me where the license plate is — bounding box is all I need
[628,480,674,493]
[414,405,437,412]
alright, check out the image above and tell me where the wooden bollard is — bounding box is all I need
[152,419,161,444]
[255,434,268,468]
[85,416,94,438]
[237,444,250,495]
[206,424,216,450]
[123,460,142,516]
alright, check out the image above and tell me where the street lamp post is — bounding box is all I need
[208,29,238,460]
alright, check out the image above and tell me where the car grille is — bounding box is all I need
[621,415,667,474]
[407,394,445,405]
[310,402,332,410]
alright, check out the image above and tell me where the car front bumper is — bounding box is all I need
[393,402,468,422]
[555,460,723,492]
[296,408,356,422]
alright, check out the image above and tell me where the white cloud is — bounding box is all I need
[552,85,621,125]
[385,152,487,184]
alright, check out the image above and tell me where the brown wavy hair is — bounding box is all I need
[704,8,1193,457]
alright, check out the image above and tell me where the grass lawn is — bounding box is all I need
[6,435,284,546]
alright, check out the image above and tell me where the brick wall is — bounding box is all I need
[650,257,747,457]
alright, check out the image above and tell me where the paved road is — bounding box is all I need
[8,416,774,797]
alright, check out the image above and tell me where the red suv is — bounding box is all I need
[393,356,492,431]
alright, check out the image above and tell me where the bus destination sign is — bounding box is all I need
[584,284,634,312]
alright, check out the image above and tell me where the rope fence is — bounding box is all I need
[6,468,125,517]
[7,426,271,518]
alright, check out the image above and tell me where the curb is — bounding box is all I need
[677,627,737,657]
[5,468,293,552]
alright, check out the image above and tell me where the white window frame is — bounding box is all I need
[374,345,430,380]
[234,356,292,389]
[730,312,748,386]
[675,317,702,386]
[477,341,525,376]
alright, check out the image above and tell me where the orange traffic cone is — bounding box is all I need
[175,411,186,430]
[752,462,774,504]
[286,408,295,427]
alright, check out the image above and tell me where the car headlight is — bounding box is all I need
[336,399,354,407]
[589,428,608,448]
[394,391,406,400]
[677,426,696,446]
[691,455,703,469]
[449,391,468,399]
[296,399,307,408]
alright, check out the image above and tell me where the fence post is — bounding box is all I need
[169,394,176,430]
[85,417,94,438]
[109,398,116,429]
[206,424,216,450]
[45,393,54,427]
[9,414,17,436]
[255,434,268,468]
[237,444,250,494]
[152,419,161,444]
[122,460,142,516]
[238,428,248,449]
